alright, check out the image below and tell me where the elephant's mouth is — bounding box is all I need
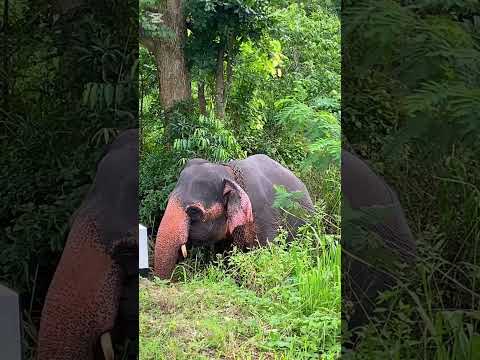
[175,236,233,265]
[92,322,121,360]
[187,222,228,247]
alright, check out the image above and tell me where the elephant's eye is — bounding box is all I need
[187,206,204,222]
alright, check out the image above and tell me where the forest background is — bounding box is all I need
[139,0,342,358]
[2,0,479,358]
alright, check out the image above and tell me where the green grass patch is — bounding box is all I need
[140,212,341,359]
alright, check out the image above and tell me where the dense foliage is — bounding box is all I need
[139,0,341,357]
[140,0,341,225]
[343,0,480,357]
[1,1,137,357]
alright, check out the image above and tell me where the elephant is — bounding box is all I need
[154,154,315,279]
[341,149,416,345]
[37,129,139,360]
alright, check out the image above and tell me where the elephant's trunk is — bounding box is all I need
[37,216,122,360]
[154,196,189,279]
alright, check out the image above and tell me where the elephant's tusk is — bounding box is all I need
[181,244,187,258]
[100,332,114,360]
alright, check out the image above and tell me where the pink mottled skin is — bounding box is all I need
[37,216,122,360]
[223,179,254,237]
[155,180,256,279]
[37,129,139,359]
[231,221,258,248]
[187,202,225,222]
[154,196,189,279]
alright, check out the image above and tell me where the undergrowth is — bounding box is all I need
[140,175,341,360]
[342,147,480,359]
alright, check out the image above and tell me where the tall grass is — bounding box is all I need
[216,199,341,355]
[299,242,340,316]
[343,147,480,359]
[140,213,341,359]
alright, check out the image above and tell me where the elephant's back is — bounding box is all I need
[236,154,313,208]
[341,149,417,333]
[342,150,395,207]
[342,149,415,259]
[232,154,314,243]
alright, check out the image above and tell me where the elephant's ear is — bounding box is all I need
[223,178,254,235]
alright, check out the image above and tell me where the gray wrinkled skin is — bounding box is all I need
[154,154,315,280]
[229,154,315,244]
[177,154,315,247]
[341,149,416,343]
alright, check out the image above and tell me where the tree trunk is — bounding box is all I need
[198,81,207,115]
[224,54,233,111]
[214,45,226,119]
[140,0,191,111]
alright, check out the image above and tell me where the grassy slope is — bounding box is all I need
[140,215,341,359]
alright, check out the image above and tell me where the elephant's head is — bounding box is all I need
[154,159,254,279]
[37,129,138,360]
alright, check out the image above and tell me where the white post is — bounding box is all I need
[138,224,149,271]
[0,284,23,360]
